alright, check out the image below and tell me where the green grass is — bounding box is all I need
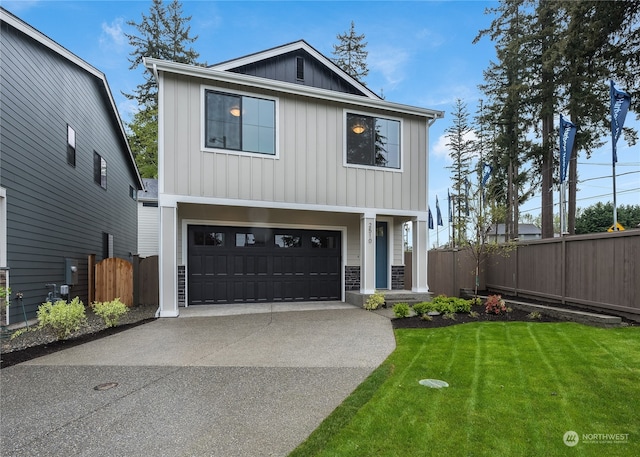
[290,322,640,457]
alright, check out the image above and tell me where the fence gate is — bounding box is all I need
[95,258,133,306]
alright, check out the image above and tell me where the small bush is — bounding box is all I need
[420,314,433,321]
[37,297,87,340]
[469,311,480,319]
[430,295,472,313]
[527,311,542,320]
[470,296,482,306]
[92,298,129,328]
[364,291,385,311]
[485,294,507,315]
[412,301,433,316]
[442,311,457,320]
[392,302,411,318]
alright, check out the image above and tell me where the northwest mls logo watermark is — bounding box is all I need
[563,430,629,446]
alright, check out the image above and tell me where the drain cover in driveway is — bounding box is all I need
[419,379,449,388]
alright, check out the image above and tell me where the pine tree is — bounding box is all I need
[332,21,369,83]
[445,99,474,247]
[124,0,199,178]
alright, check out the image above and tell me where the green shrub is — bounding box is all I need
[420,313,433,321]
[92,298,129,328]
[527,311,542,320]
[430,295,472,313]
[392,302,411,318]
[412,301,433,316]
[443,311,457,320]
[469,311,480,319]
[37,297,87,340]
[364,291,385,311]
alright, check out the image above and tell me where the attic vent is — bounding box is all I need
[296,57,304,80]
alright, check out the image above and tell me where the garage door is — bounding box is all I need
[188,225,341,304]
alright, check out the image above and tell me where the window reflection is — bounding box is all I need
[346,113,400,169]
[275,235,302,248]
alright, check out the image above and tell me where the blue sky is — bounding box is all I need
[5,0,639,240]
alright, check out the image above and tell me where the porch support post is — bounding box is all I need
[412,217,429,292]
[159,203,179,317]
[360,213,376,294]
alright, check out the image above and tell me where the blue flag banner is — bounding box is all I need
[559,115,577,183]
[428,207,434,229]
[610,80,631,163]
[482,163,493,188]
[436,196,443,226]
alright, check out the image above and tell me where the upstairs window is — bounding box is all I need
[94,151,107,189]
[204,90,276,156]
[67,125,76,167]
[346,113,400,169]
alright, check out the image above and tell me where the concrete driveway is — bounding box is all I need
[0,303,395,457]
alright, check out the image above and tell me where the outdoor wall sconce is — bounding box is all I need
[229,105,241,117]
[352,123,366,134]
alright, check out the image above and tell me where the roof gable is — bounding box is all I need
[209,40,380,100]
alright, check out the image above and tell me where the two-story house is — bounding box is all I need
[145,40,443,317]
[0,8,143,324]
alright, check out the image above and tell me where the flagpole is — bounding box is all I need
[612,152,618,231]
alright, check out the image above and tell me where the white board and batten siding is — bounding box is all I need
[160,74,430,215]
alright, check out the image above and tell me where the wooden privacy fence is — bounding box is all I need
[88,255,159,307]
[428,230,639,319]
[94,257,133,306]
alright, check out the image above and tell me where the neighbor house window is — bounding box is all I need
[346,113,400,169]
[204,90,276,155]
[67,125,76,167]
[94,151,107,189]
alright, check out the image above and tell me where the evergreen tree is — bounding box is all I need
[575,203,640,234]
[475,0,536,241]
[445,99,474,247]
[332,21,369,82]
[124,0,199,178]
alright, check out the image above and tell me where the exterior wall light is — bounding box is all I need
[229,105,241,117]
[352,123,366,134]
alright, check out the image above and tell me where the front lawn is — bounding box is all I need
[290,322,640,457]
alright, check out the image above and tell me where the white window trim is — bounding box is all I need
[343,109,404,173]
[200,85,280,159]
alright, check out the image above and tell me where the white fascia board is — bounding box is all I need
[144,57,445,121]
[209,40,380,101]
[158,193,429,219]
[1,8,144,190]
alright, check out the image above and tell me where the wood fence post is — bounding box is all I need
[88,254,95,304]
[133,255,140,307]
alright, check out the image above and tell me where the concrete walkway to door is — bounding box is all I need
[1,303,395,457]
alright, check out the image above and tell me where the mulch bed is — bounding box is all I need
[391,304,562,329]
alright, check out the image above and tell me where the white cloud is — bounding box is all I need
[431,130,479,162]
[368,45,409,90]
[100,18,126,50]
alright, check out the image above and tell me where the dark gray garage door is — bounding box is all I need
[188,225,341,304]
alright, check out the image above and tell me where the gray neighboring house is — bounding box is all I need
[137,178,159,257]
[486,223,542,243]
[0,8,143,324]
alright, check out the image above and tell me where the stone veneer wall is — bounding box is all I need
[178,265,185,306]
[345,266,360,291]
[391,265,405,290]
